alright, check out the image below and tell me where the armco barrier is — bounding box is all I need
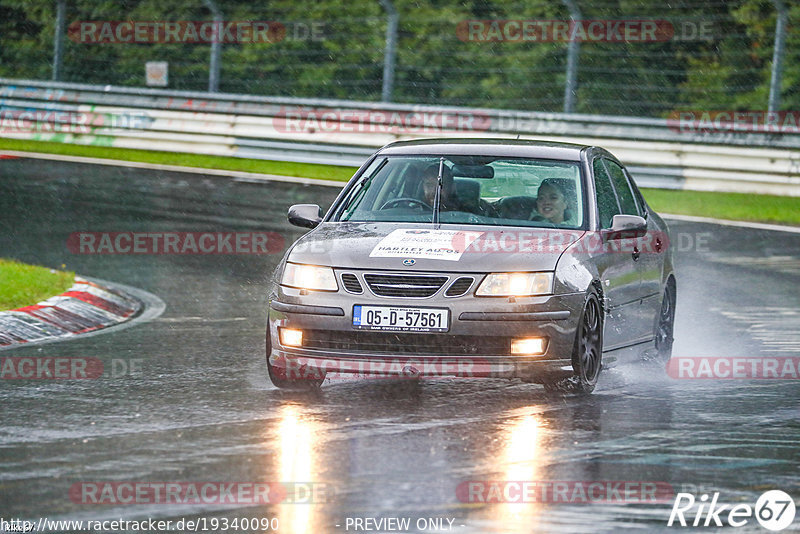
[1,78,799,195]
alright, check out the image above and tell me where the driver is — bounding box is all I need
[419,164,465,212]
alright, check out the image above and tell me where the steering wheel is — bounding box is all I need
[379,197,432,210]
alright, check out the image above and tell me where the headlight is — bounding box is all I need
[475,272,553,297]
[281,262,338,291]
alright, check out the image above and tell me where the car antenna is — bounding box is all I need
[432,157,444,228]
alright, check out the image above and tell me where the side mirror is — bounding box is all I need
[604,214,647,240]
[288,204,322,229]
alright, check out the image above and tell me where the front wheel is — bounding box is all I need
[543,292,603,395]
[654,281,676,362]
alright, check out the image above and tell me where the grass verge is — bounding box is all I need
[0,138,357,182]
[0,259,75,311]
[2,138,798,226]
[641,188,800,226]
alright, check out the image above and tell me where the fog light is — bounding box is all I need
[279,328,303,347]
[511,337,546,356]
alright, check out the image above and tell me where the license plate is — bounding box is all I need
[352,305,449,332]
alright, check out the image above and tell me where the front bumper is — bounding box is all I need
[267,271,584,383]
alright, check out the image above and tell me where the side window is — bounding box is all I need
[604,159,640,216]
[593,159,620,229]
[625,168,648,216]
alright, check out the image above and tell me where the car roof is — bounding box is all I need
[375,138,589,161]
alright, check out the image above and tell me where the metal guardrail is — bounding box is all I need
[1,78,799,195]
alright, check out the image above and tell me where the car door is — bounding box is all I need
[591,157,642,351]
[603,158,658,345]
[622,163,665,341]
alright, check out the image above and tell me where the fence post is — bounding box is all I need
[768,0,787,113]
[52,0,66,81]
[379,0,398,102]
[203,0,222,93]
[561,0,581,113]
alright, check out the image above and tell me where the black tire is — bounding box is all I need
[570,292,603,393]
[654,281,676,362]
[266,327,324,390]
[543,292,603,395]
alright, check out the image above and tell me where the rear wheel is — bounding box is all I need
[543,292,603,395]
[654,281,676,362]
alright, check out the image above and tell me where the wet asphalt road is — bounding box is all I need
[1,158,799,533]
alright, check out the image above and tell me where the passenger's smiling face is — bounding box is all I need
[536,183,567,223]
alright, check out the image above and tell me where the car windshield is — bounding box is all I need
[335,155,584,228]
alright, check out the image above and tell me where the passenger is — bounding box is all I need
[531,179,573,225]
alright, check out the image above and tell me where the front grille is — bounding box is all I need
[445,277,474,297]
[364,273,448,298]
[302,330,511,356]
[341,273,363,294]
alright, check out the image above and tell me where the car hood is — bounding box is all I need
[286,222,585,272]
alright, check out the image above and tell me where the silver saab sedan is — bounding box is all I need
[266,139,676,394]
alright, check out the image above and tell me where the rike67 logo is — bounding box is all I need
[668,490,795,531]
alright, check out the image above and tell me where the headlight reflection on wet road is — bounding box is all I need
[498,407,545,527]
[277,403,319,534]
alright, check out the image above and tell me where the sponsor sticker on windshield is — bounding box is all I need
[369,229,483,261]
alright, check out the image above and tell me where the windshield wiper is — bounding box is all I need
[432,157,444,228]
[340,158,388,221]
